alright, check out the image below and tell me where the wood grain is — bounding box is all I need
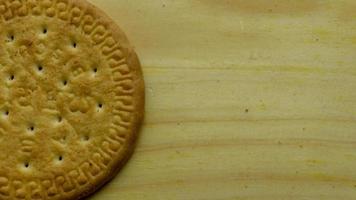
[87,0,356,199]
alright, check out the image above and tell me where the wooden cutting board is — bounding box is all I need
[88,0,356,199]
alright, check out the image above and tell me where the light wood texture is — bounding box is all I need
[88,0,356,199]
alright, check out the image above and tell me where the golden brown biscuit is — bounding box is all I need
[0,0,144,199]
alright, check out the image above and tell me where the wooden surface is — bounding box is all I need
[88,0,356,199]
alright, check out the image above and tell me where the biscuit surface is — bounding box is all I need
[0,0,144,199]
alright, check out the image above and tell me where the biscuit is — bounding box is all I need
[0,0,144,199]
